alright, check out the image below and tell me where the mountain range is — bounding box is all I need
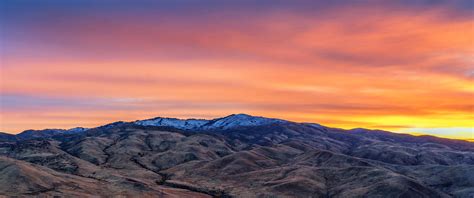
[0,114,473,197]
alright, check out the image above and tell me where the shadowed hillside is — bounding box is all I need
[0,114,472,197]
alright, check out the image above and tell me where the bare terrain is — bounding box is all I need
[0,114,473,197]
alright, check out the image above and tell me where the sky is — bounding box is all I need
[0,0,473,140]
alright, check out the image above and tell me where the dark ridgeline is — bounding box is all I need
[0,114,473,197]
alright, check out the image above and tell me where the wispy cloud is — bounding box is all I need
[1,1,472,138]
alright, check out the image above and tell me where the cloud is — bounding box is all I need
[1,1,473,139]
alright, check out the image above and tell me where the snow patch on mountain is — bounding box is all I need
[203,114,284,130]
[135,114,285,130]
[136,117,209,130]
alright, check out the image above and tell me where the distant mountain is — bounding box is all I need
[135,113,285,130]
[0,132,16,142]
[0,127,89,142]
[0,114,473,197]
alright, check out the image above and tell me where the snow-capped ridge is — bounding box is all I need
[134,114,285,130]
[135,117,209,130]
[203,114,284,130]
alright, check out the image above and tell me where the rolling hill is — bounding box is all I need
[0,114,472,197]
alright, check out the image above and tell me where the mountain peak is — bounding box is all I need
[207,113,283,130]
[135,114,285,130]
[225,113,254,118]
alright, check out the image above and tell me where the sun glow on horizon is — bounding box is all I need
[1,0,473,140]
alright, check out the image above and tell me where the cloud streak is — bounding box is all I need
[1,1,473,139]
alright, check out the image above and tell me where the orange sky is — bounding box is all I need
[1,1,473,140]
